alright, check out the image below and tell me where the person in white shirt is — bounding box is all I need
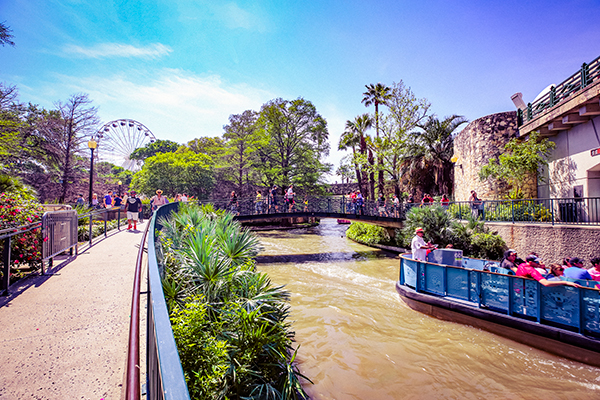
[411,227,435,261]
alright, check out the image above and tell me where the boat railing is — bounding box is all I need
[399,254,600,337]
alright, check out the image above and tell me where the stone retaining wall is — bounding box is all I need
[486,222,600,264]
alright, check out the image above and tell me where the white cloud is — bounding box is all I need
[49,69,273,144]
[63,43,173,59]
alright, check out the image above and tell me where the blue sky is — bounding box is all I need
[2,0,600,182]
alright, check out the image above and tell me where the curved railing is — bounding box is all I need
[399,253,600,336]
[144,202,190,400]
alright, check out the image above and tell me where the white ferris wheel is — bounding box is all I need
[94,119,157,171]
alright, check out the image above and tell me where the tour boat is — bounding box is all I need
[396,250,600,367]
[336,219,351,224]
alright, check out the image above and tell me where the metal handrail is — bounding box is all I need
[145,202,190,400]
[518,54,600,126]
[125,218,150,400]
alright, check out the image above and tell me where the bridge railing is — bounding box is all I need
[195,195,407,219]
[191,195,600,226]
[517,54,600,126]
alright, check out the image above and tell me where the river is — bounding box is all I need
[255,219,600,400]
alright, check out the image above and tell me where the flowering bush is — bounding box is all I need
[0,192,44,271]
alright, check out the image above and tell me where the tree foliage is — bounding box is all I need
[479,131,555,198]
[254,98,331,194]
[131,150,215,198]
[129,139,180,161]
[222,110,260,195]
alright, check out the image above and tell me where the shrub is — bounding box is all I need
[159,204,309,399]
[0,192,44,270]
[400,205,454,248]
[346,222,390,245]
[470,232,506,261]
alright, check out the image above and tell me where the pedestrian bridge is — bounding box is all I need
[207,196,406,228]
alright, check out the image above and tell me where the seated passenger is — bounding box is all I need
[589,257,600,281]
[563,257,592,280]
[516,255,579,288]
[500,249,518,274]
[526,254,548,275]
[545,263,565,281]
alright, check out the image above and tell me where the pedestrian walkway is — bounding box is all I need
[0,223,146,400]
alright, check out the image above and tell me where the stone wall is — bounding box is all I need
[486,221,600,265]
[453,111,522,201]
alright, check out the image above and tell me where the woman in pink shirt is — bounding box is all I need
[589,257,600,281]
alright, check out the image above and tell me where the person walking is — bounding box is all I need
[469,190,483,219]
[269,185,279,213]
[286,185,295,212]
[150,189,168,212]
[125,190,142,230]
[255,190,263,214]
[392,194,400,218]
[76,194,85,207]
[229,191,239,215]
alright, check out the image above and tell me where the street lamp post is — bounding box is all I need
[88,139,98,207]
[118,180,122,197]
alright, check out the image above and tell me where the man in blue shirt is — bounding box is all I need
[563,257,592,280]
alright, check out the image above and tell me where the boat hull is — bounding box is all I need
[396,281,600,367]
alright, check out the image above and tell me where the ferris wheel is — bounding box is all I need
[94,119,157,171]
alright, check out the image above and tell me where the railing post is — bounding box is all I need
[327,198,331,213]
[551,198,555,225]
[549,86,556,106]
[89,210,93,247]
[511,199,515,223]
[517,108,523,126]
[1,236,11,295]
[118,208,121,231]
[104,210,108,237]
[459,202,462,220]
[527,102,532,121]
[581,62,590,89]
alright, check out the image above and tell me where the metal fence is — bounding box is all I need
[0,206,132,296]
[195,195,600,226]
[517,54,600,126]
[447,197,600,225]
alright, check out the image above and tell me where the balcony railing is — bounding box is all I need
[517,55,600,126]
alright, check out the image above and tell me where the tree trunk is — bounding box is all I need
[368,149,375,200]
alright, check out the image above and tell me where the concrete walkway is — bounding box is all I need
[0,223,146,400]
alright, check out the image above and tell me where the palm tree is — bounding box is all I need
[338,114,372,196]
[362,83,391,197]
[405,115,467,196]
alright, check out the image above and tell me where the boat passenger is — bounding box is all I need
[589,257,600,281]
[564,257,593,280]
[411,227,436,261]
[500,249,518,274]
[516,255,580,288]
[545,263,565,281]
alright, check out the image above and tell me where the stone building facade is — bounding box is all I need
[453,111,536,201]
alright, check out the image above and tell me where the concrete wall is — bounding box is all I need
[453,111,527,201]
[486,221,600,265]
[538,115,600,199]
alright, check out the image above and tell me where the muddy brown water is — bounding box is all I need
[255,219,600,400]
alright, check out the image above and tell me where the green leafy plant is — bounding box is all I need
[346,222,391,245]
[0,192,44,271]
[159,203,310,399]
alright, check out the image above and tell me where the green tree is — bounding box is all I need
[338,113,372,196]
[131,150,215,199]
[185,137,226,160]
[222,110,260,195]
[255,98,330,193]
[362,83,391,196]
[129,139,180,161]
[405,114,467,196]
[479,131,555,198]
[376,81,431,197]
[336,160,355,184]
